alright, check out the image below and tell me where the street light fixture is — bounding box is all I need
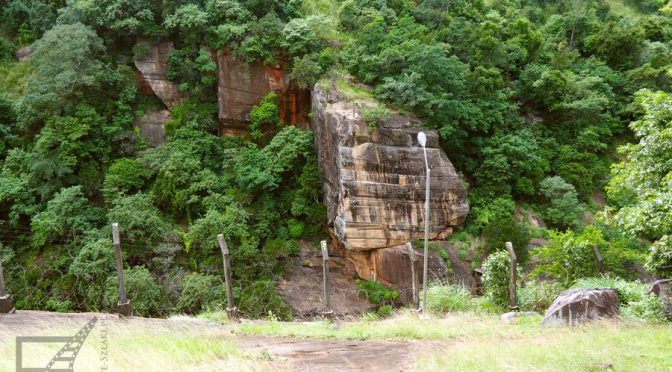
[417,132,430,313]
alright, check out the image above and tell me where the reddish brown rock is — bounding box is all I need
[312,83,469,251]
[216,50,310,136]
[134,42,187,109]
[345,245,449,303]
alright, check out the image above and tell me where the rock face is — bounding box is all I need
[347,244,448,303]
[15,46,31,62]
[216,50,310,136]
[277,241,374,316]
[133,109,171,147]
[312,84,469,251]
[134,42,187,109]
[650,279,672,318]
[542,288,619,326]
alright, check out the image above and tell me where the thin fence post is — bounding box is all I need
[592,244,603,275]
[321,240,332,315]
[112,223,131,316]
[217,234,238,322]
[505,242,518,310]
[0,257,13,313]
[405,242,420,310]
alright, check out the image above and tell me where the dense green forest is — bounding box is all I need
[0,0,671,319]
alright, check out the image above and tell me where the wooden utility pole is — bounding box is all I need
[405,242,420,310]
[217,234,238,322]
[0,257,13,313]
[505,242,518,310]
[321,240,332,315]
[112,223,131,316]
[592,244,603,275]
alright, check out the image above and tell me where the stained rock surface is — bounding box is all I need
[542,288,619,325]
[134,42,187,109]
[312,83,469,251]
[216,49,310,136]
[133,109,171,147]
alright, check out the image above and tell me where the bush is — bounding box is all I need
[482,251,511,308]
[361,106,391,132]
[539,176,582,229]
[355,279,399,305]
[175,273,227,314]
[104,266,164,317]
[620,294,667,323]
[646,235,672,278]
[483,217,530,265]
[425,282,476,313]
[0,38,16,62]
[238,280,292,321]
[517,280,564,312]
[377,304,393,317]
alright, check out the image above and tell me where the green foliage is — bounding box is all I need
[69,237,116,310]
[107,193,167,246]
[425,282,481,314]
[361,106,391,132]
[238,280,292,320]
[481,251,511,307]
[31,186,104,246]
[517,280,564,312]
[176,273,227,314]
[533,226,645,285]
[646,235,672,278]
[103,158,148,203]
[249,92,281,139]
[482,217,530,265]
[0,38,16,62]
[21,23,104,126]
[355,279,399,305]
[539,176,582,229]
[104,266,164,317]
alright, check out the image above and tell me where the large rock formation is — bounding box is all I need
[216,50,310,136]
[542,288,619,326]
[134,42,187,109]
[312,83,469,251]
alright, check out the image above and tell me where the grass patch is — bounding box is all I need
[417,320,672,371]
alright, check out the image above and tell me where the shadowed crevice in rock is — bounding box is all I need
[134,42,187,109]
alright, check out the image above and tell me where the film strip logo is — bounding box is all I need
[16,317,98,372]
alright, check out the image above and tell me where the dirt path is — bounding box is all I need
[0,311,422,371]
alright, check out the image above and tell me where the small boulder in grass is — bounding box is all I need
[542,288,619,326]
[649,279,672,319]
[500,311,538,324]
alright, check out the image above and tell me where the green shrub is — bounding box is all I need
[620,294,667,323]
[539,176,582,229]
[517,280,564,312]
[175,273,227,315]
[287,219,305,238]
[0,38,16,62]
[249,92,281,139]
[482,251,511,308]
[104,266,164,317]
[425,282,475,314]
[645,235,672,278]
[361,106,391,132]
[238,280,292,321]
[483,217,530,265]
[377,304,393,317]
[355,279,399,305]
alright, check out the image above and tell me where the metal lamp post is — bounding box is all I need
[417,132,430,313]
